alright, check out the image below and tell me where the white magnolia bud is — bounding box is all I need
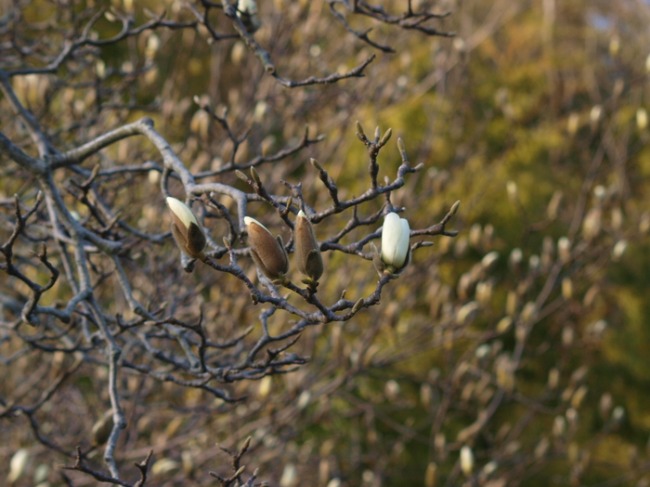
[380,212,410,271]
[460,445,474,476]
[166,197,206,258]
[8,449,30,483]
[167,197,199,229]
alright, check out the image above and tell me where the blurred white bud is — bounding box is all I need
[454,236,469,257]
[496,316,513,334]
[566,407,578,427]
[547,190,563,220]
[254,100,269,122]
[509,248,523,269]
[469,223,482,247]
[460,446,474,476]
[9,449,30,483]
[280,464,298,487]
[495,354,515,391]
[475,281,493,305]
[612,406,625,423]
[425,462,437,487]
[583,285,599,308]
[646,53,650,73]
[612,240,628,261]
[482,224,495,247]
[593,185,607,201]
[481,251,499,270]
[641,212,650,234]
[557,237,571,263]
[637,108,648,131]
[590,105,602,128]
[381,212,410,272]
[582,208,602,240]
[384,380,400,402]
[506,181,518,203]
[506,291,518,315]
[475,343,491,359]
[611,207,624,231]
[599,393,613,419]
[535,437,550,459]
[190,109,210,140]
[482,461,498,478]
[553,415,566,437]
[529,254,540,272]
[145,34,160,60]
[571,385,588,408]
[95,59,106,78]
[231,41,246,65]
[457,273,473,300]
[420,384,433,409]
[453,37,466,52]
[548,368,560,389]
[456,301,480,325]
[561,277,573,300]
[521,302,537,324]
[588,319,608,339]
[152,458,180,476]
[258,375,272,399]
[297,391,311,410]
[34,464,49,484]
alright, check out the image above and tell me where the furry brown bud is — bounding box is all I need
[245,216,288,279]
[294,210,323,282]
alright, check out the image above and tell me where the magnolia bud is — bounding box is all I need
[8,449,30,484]
[380,212,410,272]
[237,0,261,33]
[166,197,206,258]
[294,210,323,282]
[245,216,288,279]
[92,410,114,446]
[460,445,474,476]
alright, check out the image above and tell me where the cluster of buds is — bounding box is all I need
[245,211,324,288]
[167,197,413,287]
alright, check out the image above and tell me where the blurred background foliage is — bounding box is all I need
[2,0,650,485]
